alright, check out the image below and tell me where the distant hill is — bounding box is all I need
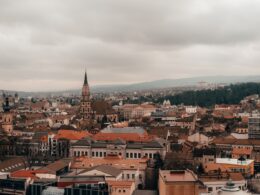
[1,75,260,97]
[157,82,260,107]
[92,75,260,92]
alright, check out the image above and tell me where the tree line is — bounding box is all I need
[157,82,260,107]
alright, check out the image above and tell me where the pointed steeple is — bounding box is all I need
[84,71,88,85]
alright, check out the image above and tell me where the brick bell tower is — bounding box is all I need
[80,71,93,120]
[2,96,13,134]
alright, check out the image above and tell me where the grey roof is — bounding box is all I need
[91,142,108,148]
[81,165,122,177]
[143,140,163,149]
[127,140,163,149]
[39,159,72,174]
[101,127,145,134]
[60,175,105,183]
[71,138,92,147]
[73,138,126,148]
[126,143,144,149]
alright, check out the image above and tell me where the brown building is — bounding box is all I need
[158,170,201,195]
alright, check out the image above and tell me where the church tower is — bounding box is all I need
[2,96,13,134]
[80,71,93,119]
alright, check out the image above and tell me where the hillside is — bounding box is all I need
[157,82,260,107]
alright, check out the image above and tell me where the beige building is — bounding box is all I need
[108,181,135,195]
[188,132,212,145]
[159,170,201,195]
[72,156,148,189]
[121,104,156,120]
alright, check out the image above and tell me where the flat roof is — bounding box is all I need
[216,158,254,166]
[160,170,197,183]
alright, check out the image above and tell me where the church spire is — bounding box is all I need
[84,70,88,85]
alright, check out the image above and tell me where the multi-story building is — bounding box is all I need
[72,156,148,189]
[70,138,166,160]
[248,116,260,139]
[158,170,201,195]
[120,104,156,120]
[204,158,254,177]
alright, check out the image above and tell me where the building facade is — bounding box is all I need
[248,116,260,139]
[70,138,166,160]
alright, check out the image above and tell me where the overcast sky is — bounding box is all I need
[0,0,260,91]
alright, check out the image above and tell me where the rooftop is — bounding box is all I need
[101,127,146,134]
[107,180,134,188]
[199,172,245,183]
[54,130,91,140]
[72,156,148,171]
[11,170,49,180]
[216,158,254,166]
[79,165,122,177]
[160,170,198,183]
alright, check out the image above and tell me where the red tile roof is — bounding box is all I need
[93,132,152,142]
[232,147,252,155]
[54,130,91,140]
[107,181,134,187]
[11,170,48,179]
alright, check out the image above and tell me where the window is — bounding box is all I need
[100,152,103,157]
[126,153,129,158]
[138,153,141,158]
[85,151,88,156]
[127,174,130,179]
[92,152,94,156]
[104,152,106,157]
[132,174,135,179]
[134,153,137,158]
[74,151,77,157]
[123,190,126,193]
[149,153,152,158]
[96,152,98,157]
[208,187,213,192]
[130,153,133,158]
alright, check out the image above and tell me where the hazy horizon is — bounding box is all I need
[0,74,260,93]
[1,0,260,91]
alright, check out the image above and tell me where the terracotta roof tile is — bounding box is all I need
[54,130,91,140]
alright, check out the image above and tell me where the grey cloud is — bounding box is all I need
[0,0,260,91]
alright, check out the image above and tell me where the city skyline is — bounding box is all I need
[1,0,260,91]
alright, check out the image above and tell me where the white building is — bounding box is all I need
[185,106,197,114]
